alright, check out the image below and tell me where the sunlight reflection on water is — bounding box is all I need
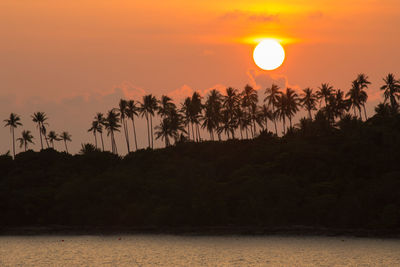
[1,235,400,266]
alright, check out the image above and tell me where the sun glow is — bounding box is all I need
[253,39,285,71]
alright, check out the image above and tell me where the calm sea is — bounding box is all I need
[1,235,399,266]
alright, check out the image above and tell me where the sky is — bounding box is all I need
[1,0,400,154]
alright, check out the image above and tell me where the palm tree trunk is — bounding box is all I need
[289,117,292,128]
[240,125,243,140]
[12,127,15,158]
[308,109,312,120]
[150,115,154,149]
[100,132,105,151]
[64,140,68,153]
[94,132,98,149]
[283,117,286,135]
[131,117,138,150]
[24,142,27,152]
[187,124,190,140]
[363,105,368,120]
[123,119,130,152]
[196,124,201,141]
[145,112,150,148]
[245,127,249,139]
[358,107,362,120]
[231,129,235,139]
[191,123,195,142]
[38,124,43,150]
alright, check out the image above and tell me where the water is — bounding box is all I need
[1,235,400,266]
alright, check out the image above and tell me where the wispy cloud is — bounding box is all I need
[219,10,278,23]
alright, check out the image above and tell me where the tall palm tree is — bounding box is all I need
[357,73,370,119]
[17,130,34,152]
[157,95,176,118]
[154,111,186,147]
[275,93,287,134]
[191,92,203,142]
[180,97,193,140]
[31,111,48,150]
[203,89,223,140]
[258,104,273,133]
[300,88,318,119]
[60,131,72,153]
[94,113,106,151]
[104,109,121,154]
[380,73,400,112]
[284,88,299,128]
[264,84,281,135]
[241,85,258,137]
[316,83,334,108]
[117,99,130,153]
[126,100,139,151]
[346,80,366,119]
[4,113,22,158]
[88,120,100,149]
[139,94,158,148]
[47,131,60,149]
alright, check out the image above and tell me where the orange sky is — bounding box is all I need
[1,0,400,153]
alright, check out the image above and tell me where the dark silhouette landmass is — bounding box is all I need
[1,108,400,236]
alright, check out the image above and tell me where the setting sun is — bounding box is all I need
[253,39,285,71]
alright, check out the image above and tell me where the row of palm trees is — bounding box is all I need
[3,112,72,157]
[4,73,400,156]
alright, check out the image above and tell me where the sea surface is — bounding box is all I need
[1,235,400,266]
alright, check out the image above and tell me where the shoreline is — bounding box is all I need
[1,226,399,238]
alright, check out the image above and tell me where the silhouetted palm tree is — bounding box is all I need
[347,80,366,119]
[180,97,193,140]
[380,73,400,112]
[4,113,22,157]
[79,143,98,154]
[300,88,318,119]
[126,100,139,151]
[191,92,203,141]
[158,95,176,118]
[264,84,281,135]
[139,94,158,148]
[88,120,100,149]
[258,104,273,133]
[316,83,334,108]
[357,73,371,119]
[60,131,72,153]
[17,130,34,152]
[275,93,287,134]
[155,111,186,147]
[47,131,60,149]
[31,112,48,150]
[95,113,106,151]
[284,88,299,128]
[104,109,121,154]
[241,85,258,137]
[117,99,130,153]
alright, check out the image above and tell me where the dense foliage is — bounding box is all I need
[1,110,400,230]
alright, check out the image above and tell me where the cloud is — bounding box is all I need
[219,10,278,23]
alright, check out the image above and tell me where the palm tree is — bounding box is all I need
[158,95,176,118]
[264,84,281,135]
[155,111,186,147]
[94,113,106,151]
[31,112,48,150]
[202,89,223,140]
[346,80,366,119]
[47,131,60,149]
[241,85,258,137]
[316,83,334,108]
[284,88,299,128]
[259,104,273,133]
[300,88,318,119]
[275,93,287,134]
[380,73,400,112]
[180,97,193,140]
[191,92,203,142]
[88,120,100,149]
[126,100,139,151]
[17,130,34,152]
[4,113,22,157]
[117,99,130,153]
[357,73,370,119]
[139,94,158,148]
[104,109,121,154]
[60,131,72,153]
